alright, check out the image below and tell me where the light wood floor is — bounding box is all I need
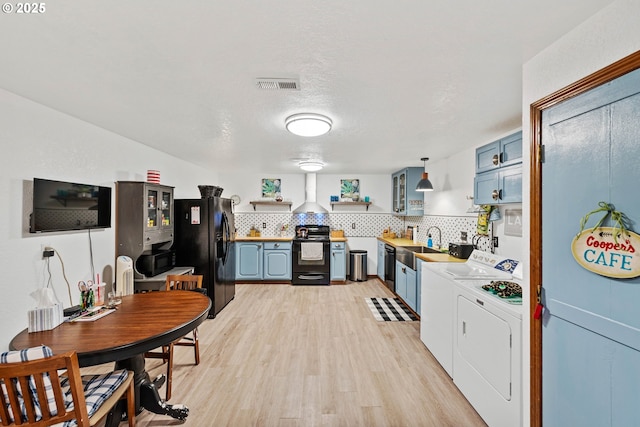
[98,280,487,426]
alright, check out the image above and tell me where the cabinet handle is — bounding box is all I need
[274,243,280,248]
[476,298,484,306]
[402,267,406,273]
[462,321,466,335]
[492,189,500,200]
[492,154,500,165]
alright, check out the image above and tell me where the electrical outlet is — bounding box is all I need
[492,236,499,248]
[262,223,267,229]
[461,231,467,242]
[42,248,54,258]
[351,223,356,229]
[415,225,419,233]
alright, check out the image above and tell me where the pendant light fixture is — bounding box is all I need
[415,157,434,192]
[285,113,332,137]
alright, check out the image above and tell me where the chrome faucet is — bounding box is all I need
[426,226,442,249]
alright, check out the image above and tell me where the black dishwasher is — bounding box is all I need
[384,244,396,292]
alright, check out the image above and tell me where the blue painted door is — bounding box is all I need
[541,67,640,426]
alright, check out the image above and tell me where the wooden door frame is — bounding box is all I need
[529,50,640,427]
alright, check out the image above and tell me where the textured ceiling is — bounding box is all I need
[0,1,614,174]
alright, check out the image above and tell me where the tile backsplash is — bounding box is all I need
[235,212,493,252]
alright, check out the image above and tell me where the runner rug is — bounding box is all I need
[365,297,417,321]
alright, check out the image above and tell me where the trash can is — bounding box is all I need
[349,250,368,281]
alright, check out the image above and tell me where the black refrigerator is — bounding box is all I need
[173,197,235,318]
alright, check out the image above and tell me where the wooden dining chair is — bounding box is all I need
[144,274,203,400]
[0,346,135,427]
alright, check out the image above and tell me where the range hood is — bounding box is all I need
[293,173,328,214]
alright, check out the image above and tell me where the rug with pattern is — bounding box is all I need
[365,297,417,321]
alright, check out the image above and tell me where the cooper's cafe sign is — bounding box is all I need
[571,202,640,279]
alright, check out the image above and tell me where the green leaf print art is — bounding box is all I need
[340,179,360,201]
[262,178,281,198]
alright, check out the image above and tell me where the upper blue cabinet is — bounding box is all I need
[474,131,523,204]
[392,167,424,216]
[475,131,523,173]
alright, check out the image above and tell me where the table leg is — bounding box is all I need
[105,354,190,425]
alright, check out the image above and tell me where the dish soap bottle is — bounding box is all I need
[427,234,433,248]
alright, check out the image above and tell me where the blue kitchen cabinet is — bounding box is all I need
[235,242,263,280]
[391,167,424,216]
[330,241,346,281]
[475,131,522,173]
[395,260,407,301]
[474,164,522,205]
[405,267,417,312]
[415,258,423,316]
[396,259,417,312]
[263,241,292,280]
[377,240,385,280]
[474,131,523,205]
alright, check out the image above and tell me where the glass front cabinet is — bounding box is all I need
[391,167,424,216]
[146,186,173,231]
[116,181,175,262]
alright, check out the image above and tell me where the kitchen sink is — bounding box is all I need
[396,245,443,270]
[399,245,441,254]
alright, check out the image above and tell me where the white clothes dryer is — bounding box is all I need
[452,278,523,427]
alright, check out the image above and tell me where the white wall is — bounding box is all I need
[218,172,392,213]
[522,1,640,425]
[0,88,218,350]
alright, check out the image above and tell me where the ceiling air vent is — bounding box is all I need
[256,78,300,90]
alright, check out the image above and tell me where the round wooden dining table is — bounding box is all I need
[10,290,211,425]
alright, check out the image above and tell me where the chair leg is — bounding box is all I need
[193,328,200,365]
[166,342,174,401]
[126,374,136,427]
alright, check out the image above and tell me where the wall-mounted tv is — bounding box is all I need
[30,178,112,233]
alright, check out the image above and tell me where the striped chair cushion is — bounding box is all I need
[0,345,55,423]
[59,369,129,427]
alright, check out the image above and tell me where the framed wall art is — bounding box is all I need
[261,178,281,198]
[340,179,360,201]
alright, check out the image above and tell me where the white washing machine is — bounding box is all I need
[420,250,517,377]
[452,278,522,427]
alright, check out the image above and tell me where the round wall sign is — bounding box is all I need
[571,227,640,279]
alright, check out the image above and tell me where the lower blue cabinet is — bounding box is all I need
[415,259,423,316]
[330,242,346,281]
[235,241,291,281]
[263,242,292,280]
[235,242,263,280]
[377,240,385,280]
[395,259,417,312]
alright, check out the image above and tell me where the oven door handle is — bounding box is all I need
[298,274,326,280]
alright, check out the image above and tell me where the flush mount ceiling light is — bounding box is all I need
[285,113,332,137]
[299,161,324,172]
[416,157,434,192]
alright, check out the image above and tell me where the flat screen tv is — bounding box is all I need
[30,178,112,233]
